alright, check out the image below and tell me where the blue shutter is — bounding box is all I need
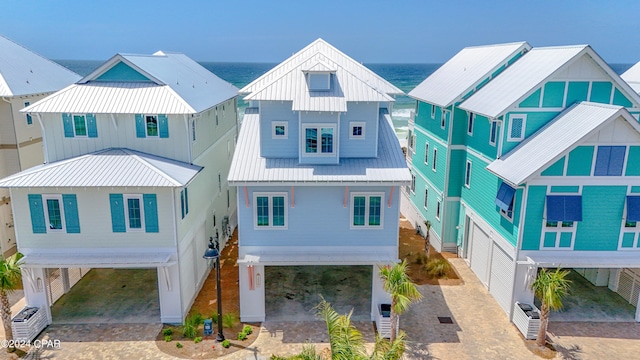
[135,114,146,138]
[28,194,46,234]
[158,114,169,138]
[547,195,582,221]
[594,146,611,175]
[62,113,74,138]
[495,183,516,211]
[607,146,626,176]
[109,194,126,232]
[143,194,159,232]
[546,196,565,221]
[627,196,640,222]
[86,114,98,138]
[62,194,80,233]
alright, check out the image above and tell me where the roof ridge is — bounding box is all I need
[122,148,184,187]
[463,41,529,50]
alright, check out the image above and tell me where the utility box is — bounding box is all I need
[204,319,213,336]
[11,307,47,342]
[513,302,541,340]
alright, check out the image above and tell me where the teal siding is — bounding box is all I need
[565,82,589,106]
[410,174,443,239]
[566,146,594,176]
[550,186,579,193]
[62,194,80,233]
[450,107,467,145]
[443,201,460,245]
[466,114,498,159]
[625,146,640,176]
[541,157,565,176]
[542,82,565,107]
[158,114,169,138]
[502,112,560,154]
[86,114,98,138]
[28,194,46,234]
[522,186,546,250]
[96,61,151,82]
[574,186,626,250]
[135,114,146,138]
[109,194,126,233]
[414,102,448,142]
[631,186,640,193]
[411,132,446,192]
[621,232,635,248]
[62,113,74,138]
[612,88,633,107]
[143,194,159,233]
[543,232,556,247]
[559,232,573,247]
[519,89,541,108]
[447,150,466,197]
[589,82,613,104]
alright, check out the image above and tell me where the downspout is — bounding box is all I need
[508,183,529,320]
[183,115,192,164]
[35,113,48,164]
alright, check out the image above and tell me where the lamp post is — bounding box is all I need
[203,231,224,342]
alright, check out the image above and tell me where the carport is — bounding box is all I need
[265,265,372,321]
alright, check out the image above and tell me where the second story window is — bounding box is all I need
[109,193,158,233]
[272,121,288,139]
[467,112,474,135]
[28,194,80,234]
[351,193,383,229]
[146,116,158,137]
[63,113,97,138]
[135,114,168,138]
[303,125,335,155]
[490,121,498,146]
[73,115,88,137]
[254,193,287,229]
[25,102,32,125]
[125,195,144,230]
[594,146,626,176]
[349,122,365,140]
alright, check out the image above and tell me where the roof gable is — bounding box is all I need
[95,61,152,82]
[622,61,640,94]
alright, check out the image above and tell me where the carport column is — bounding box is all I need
[157,265,182,324]
[21,267,52,324]
[60,268,70,293]
[371,265,391,322]
[239,263,265,322]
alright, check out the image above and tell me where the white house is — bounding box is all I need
[0,51,239,324]
[0,35,81,257]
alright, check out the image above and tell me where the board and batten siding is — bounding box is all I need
[238,185,399,248]
[259,101,298,158]
[191,98,237,161]
[42,113,190,163]
[339,102,378,158]
[12,187,174,249]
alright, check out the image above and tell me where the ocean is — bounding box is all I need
[55,60,633,142]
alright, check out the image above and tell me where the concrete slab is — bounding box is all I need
[265,265,372,321]
[50,268,160,324]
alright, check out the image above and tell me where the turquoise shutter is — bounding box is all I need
[158,114,169,138]
[184,187,189,214]
[135,114,146,138]
[62,113,74,138]
[143,194,159,232]
[109,194,126,232]
[28,194,46,233]
[62,194,80,233]
[86,114,98,138]
[180,190,185,219]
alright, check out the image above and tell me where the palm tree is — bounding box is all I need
[530,268,571,348]
[0,253,22,344]
[378,260,422,343]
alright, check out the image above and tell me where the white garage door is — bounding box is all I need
[470,224,490,286]
[489,244,515,314]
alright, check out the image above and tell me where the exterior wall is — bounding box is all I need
[414,101,448,142]
[259,101,298,158]
[191,98,237,160]
[41,113,190,163]
[9,96,47,169]
[466,114,499,159]
[339,102,378,158]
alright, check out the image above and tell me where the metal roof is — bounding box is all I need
[228,109,411,185]
[25,51,237,114]
[0,35,80,97]
[408,42,531,107]
[0,148,202,188]
[622,61,640,94]
[487,102,639,186]
[239,38,403,102]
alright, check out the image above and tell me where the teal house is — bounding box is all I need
[404,43,640,321]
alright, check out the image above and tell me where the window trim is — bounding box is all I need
[43,194,65,232]
[424,143,429,165]
[308,72,331,91]
[436,200,441,221]
[464,160,472,188]
[489,120,498,146]
[507,114,526,141]
[349,121,366,140]
[431,104,436,118]
[440,110,446,129]
[272,121,288,139]
[432,148,438,172]
[72,114,88,137]
[423,187,428,210]
[467,112,474,135]
[350,192,385,230]
[302,124,337,156]
[123,194,145,232]
[253,192,288,230]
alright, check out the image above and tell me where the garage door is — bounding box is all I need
[470,224,490,286]
[489,244,515,314]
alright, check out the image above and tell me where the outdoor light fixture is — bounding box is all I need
[203,235,225,342]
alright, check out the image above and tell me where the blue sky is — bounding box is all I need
[2,0,639,63]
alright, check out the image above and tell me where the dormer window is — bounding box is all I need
[308,72,331,91]
[303,124,335,155]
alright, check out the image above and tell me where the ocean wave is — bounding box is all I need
[392,108,414,119]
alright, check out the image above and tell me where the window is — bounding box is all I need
[594,146,626,176]
[464,161,472,188]
[25,102,32,125]
[272,121,288,139]
[146,115,158,137]
[436,200,441,221]
[218,172,222,193]
[467,112,474,135]
[303,125,335,155]
[424,188,428,209]
[191,119,197,142]
[180,188,189,219]
[349,122,366,139]
[308,73,330,90]
[507,114,526,141]
[495,183,516,220]
[424,143,429,164]
[227,189,230,208]
[626,196,640,228]
[215,107,219,127]
[620,195,640,249]
[254,193,287,229]
[410,173,416,194]
[431,104,436,118]
[43,195,64,231]
[489,121,498,146]
[124,194,144,231]
[432,148,438,171]
[351,193,384,229]
[440,111,446,129]
[73,115,87,137]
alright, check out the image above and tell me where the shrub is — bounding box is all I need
[416,252,427,265]
[210,313,219,324]
[425,258,451,278]
[186,312,204,326]
[182,323,197,339]
[223,313,237,329]
[222,339,231,348]
[237,331,247,341]
[176,342,183,349]
[194,337,203,344]
[242,325,253,335]
[164,335,172,342]
[163,328,173,337]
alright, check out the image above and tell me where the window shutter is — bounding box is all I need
[627,196,640,222]
[28,194,46,234]
[594,146,611,175]
[158,114,169,138]
[495,183,516,211]
[62,113,74,138]
[143,194,159,232]
[109,194,126,232]
[86,114,98,138]
[184,188,189,214]
[135,114,146,138]
[62,194,81,233]
[180,190,185,219]
[607,146,626,175]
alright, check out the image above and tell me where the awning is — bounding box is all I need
[495,183,516,211]
[19,252,175,268]
[547,195,582,221]
[627,196,640,222]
